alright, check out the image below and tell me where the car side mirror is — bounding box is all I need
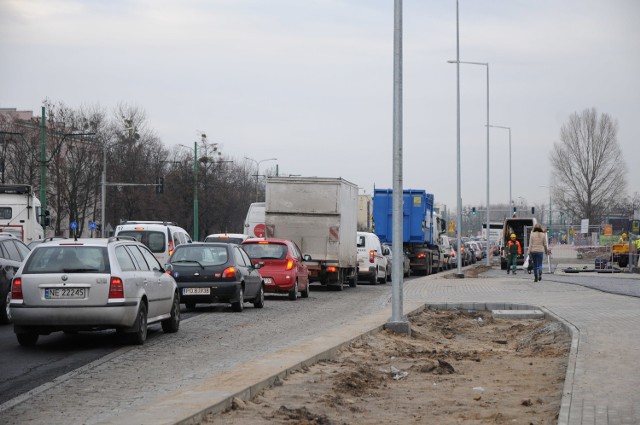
[165,264,173,273]
[253,262,263,269]
[303,254,312,261]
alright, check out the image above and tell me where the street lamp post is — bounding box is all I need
[179,135,207,241]
[244,157,277,202]
[448,60,490,266]
[488,125,511,210]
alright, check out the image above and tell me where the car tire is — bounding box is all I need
[127,302,148,345]
[369,272,376,285]
[1,287,11,324]
[288,280,298,301]
[377,271,386,284]
[17,332,39,347]
[161,294,180,333]
[253,285,265,308]
[301,280,310,298]
[386,269,391,282]
[231,287,244,312]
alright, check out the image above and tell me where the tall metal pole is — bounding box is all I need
[449,60,490,266]
[193,141,199,241]
[101,144,106,237]
[508,128,512,209]
[488,125,511,210]
[485,65,490,265]
[455,0,463,277]
[40,106,46,235]
[385,0,409,335]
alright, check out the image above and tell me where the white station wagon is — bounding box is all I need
[10,237,180,346]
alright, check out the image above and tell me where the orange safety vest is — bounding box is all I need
[507,240,522,255]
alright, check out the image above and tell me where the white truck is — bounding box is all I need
[0,184,45,244]
[265,176,358,290]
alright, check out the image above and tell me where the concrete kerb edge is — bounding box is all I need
[172,306,428,425]
[171,301,576,425]
[426,302,577,425]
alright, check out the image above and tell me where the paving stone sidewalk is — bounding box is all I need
[404,269,640,425]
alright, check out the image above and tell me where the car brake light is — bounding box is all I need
[327,266,337,273]
[285,259,294,270]
[258,241,269,244]
[369,250,375,263]
[222,267,236,279]
[417,253,426,259]
[109,277,124,299]
[168,241,175,257]
[11,278,22,301]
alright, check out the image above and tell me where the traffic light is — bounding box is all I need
[471,207,476,215]
[531,207,535,214]
[512,206,517,218]
[155,176,164,194]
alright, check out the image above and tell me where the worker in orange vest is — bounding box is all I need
[507,233,522,275]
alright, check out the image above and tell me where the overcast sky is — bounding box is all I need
[1,0,638,211]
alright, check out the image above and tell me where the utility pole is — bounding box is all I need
[40,106,46,235]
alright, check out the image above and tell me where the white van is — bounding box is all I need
[114,221,192,265]
[243,202,265,238]
[356,231,388,284]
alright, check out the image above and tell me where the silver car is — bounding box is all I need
[10,237,180,346]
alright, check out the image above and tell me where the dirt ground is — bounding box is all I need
[203,308,571,425]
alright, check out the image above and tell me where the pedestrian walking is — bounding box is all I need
[507,234,521,275]
[528,223,549,282]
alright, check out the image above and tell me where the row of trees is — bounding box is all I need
[0,101,272,238]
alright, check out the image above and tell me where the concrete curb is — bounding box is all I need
[108,298,579,425]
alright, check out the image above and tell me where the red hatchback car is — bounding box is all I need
[241,238,310,300]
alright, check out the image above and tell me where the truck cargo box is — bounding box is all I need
[372,189,434,244]
[265,177,358,286]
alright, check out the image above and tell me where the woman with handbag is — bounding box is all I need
[528,223,549,282]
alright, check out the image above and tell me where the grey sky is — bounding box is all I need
[1,0,638,210]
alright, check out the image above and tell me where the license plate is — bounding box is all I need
[263,278,273,284]
[183,287,210,295]
[44,288,86,299]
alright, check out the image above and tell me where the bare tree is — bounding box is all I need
[550,108,627,225]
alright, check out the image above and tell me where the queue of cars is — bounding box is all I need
[5,220,487,348]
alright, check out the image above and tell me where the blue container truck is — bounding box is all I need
[372,189,441,275]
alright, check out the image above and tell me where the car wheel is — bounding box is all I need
[301,280,310,298]
[1,287,11,324]
[369,272,376,285]
[253,285,265,308]
[288,280,298,301]
[386,269,391,282]
[231,287,244,312]
[17,332,39,347]
[127,302,148,345]
[377,271,386,284]
[161,294,180,333]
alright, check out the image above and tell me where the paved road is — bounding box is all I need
[0,279,397,424]
[0,310,201,405]
[2,266,639,425]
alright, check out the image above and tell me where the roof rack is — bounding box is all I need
[119,221,178,226]
[108,235,138,242]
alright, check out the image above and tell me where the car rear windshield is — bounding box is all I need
[242,243,287,260]
[171,245,229,266]
[117,230,166,253]
[24,246,110,274]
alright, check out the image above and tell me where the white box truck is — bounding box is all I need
[0,184,45,243]
[265,176,358,290]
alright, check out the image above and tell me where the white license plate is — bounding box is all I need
[183,287,210,295]
[44,288,86,299]
[263,278,273,284]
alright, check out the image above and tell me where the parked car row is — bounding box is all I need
[5,220,485,348]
